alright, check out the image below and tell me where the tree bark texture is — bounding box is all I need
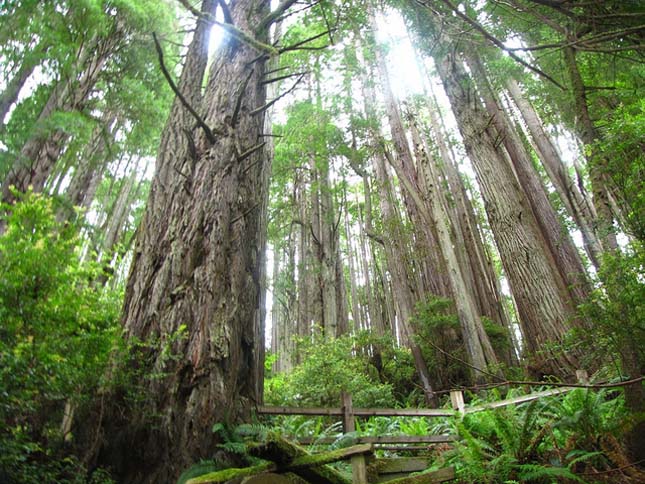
[505,78,603,268]
[466,54,591,308]
[563,46,618,252]
[96,1,272,482]
[435,50,579,377]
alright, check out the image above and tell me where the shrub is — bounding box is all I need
[0,192,120,483]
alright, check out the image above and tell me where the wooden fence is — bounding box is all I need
[257,370,590,447]
[251,371,593,483]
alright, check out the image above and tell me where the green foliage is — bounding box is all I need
[0,192,120,483]
[410,295,471,390]
[595,100,645,242]
[265,334,396,408]
[577,243,645,376]
[437,388,629,483]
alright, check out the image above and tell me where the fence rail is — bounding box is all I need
[257,370,592,440]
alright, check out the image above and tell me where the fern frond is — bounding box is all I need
[516,463,587,483]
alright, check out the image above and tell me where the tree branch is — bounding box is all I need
[177,0,278,55]
[217,0,233,24]
[256,0,300,34]
[232,68,254,127]
[250,73,306,116]
[430,0,566,90]
[278,30,333,54]
[152,32,215,144]
[261,70,308,85]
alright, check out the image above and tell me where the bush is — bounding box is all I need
[264,334,396,408]
[0,192,120,483]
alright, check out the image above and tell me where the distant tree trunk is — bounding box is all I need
[56,113,118,222]
[435,49,580,377]
[357,178,387,336]
[1,31,119,206]
[505,78,603,268]
[95,1,273,481]
[372,149,438,406]
[0,52,40,129]
[343,185,363,332]
[563,46,618,252]
[295,172,312,349]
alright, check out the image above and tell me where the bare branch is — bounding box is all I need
[232,68,254,127]
[261,70,308,85]
[250,73,306,116]
[152,32,215,144]
[237,142,266,163]
[278,30,333,54]
[217,0,233,24]
[256,0,300,34]
[177,0,278,55]
[264,65,290,77]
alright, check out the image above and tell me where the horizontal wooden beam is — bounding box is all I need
[464,387,573,414]
[296,435,456,445]
[385,466,456,483]
[257,406,455,418]
[375,457,430,474]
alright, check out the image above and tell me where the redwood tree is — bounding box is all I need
[94,1,292,481]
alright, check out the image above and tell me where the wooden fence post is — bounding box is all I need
[450,390,465,414]
[576,369,589,385]
[341,391,355,433]
[342,392,368,484]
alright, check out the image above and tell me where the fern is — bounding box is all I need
[516,463,588,483]
[218,441,248,455]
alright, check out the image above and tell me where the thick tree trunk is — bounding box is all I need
[96,1,272,482]
[435,50,579,377]
[466,55,591,309]
[505,78,603,268]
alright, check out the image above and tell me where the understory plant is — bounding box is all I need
[0,192,121,483]
[436,388,640,483]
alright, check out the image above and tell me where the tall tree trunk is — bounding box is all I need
[466,54,591,308]
[0,52,40,129]
[372,149,438,406]
[1,31,120,206]
[563,46,618,252]
[434,48,579,377]
[357,180,386,336]
[407,111,500,375]
[344,185,363,332]
[295,172,312,351]
[95,1,273,481]
[369,9,497,377]
[505,78,603,268]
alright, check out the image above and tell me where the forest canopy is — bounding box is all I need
[0,0,643,483]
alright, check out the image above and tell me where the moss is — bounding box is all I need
[185,462,274,484]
